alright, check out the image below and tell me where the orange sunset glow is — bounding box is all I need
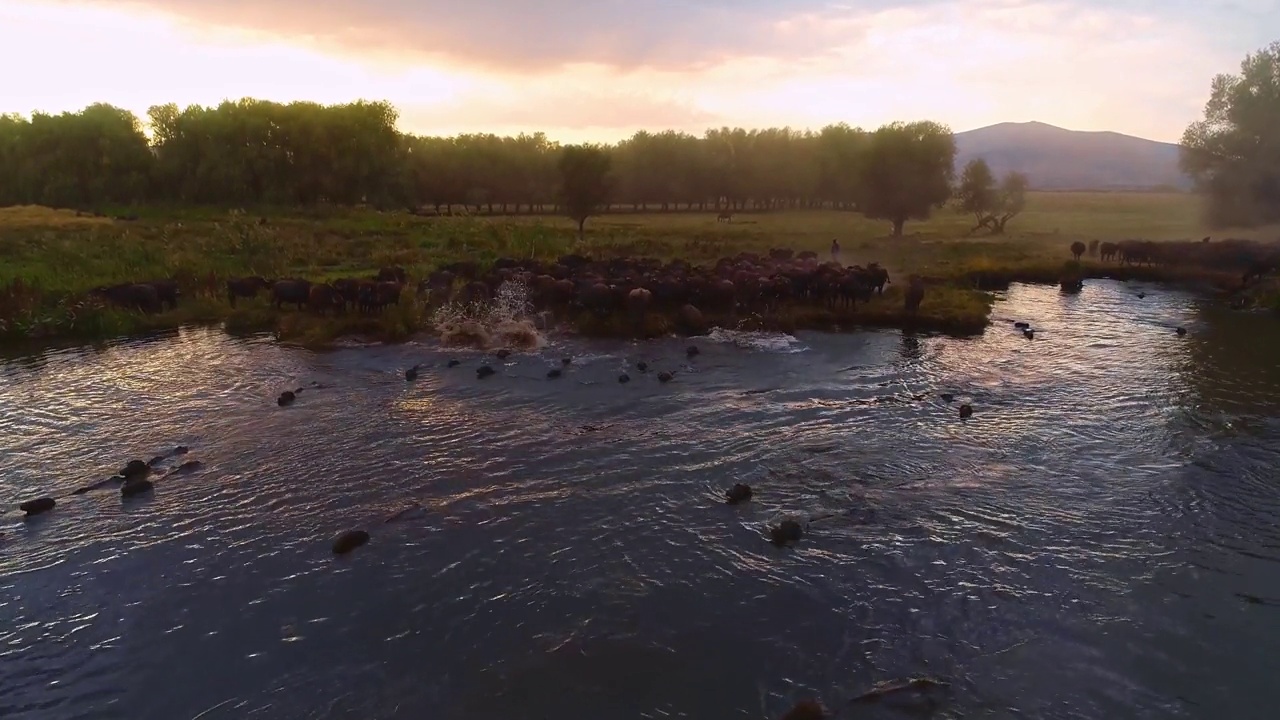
[0,0,1273,141]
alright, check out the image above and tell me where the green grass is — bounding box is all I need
[0,192,1275,348]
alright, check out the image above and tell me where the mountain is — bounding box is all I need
[953,121,1192,191]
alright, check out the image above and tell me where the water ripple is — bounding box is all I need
[2,281,1280,719]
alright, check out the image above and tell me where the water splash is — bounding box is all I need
[704,327,807,353]
[430,278,546,351]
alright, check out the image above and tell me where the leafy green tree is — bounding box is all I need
[955,159,1028,234]
[989,172,1029,234]
[557,144,613,241]
[1181,40,1280,228]
[955,159,997,231]
[0,97,991,223]
[859,121,957,237]
[815,123,867,211]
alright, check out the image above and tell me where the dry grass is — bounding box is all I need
[0,205,114,228]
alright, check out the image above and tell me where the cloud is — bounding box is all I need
[5,0,1277,143]
[64,0,1278,76]
[71,0,870,73]
[401,86,722,138]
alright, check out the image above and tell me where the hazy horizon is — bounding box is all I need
[2,0,1274,144]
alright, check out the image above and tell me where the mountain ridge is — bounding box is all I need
[953,120,1192,191]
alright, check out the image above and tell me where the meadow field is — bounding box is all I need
[0,191,1274,349]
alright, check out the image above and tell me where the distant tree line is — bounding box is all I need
[0,99,971,234]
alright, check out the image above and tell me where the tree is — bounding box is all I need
[1180,40,1280,228]
[990,171,1029,234]
[2,97,979,218]
[955,159,997,231]
[816,123,867,210]
[557,144,613,241]
[859,121,957,237]
[955,160,1029,234]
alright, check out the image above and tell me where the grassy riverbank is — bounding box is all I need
[0,192,1274,348]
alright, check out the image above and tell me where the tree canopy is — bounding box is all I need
[558,144,613,239]
[857,121,957,237]
[954,158,1029,234]
[1180,40,1280,228]
[1,98,963,235]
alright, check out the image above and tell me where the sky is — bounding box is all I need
[1,0,1276,143]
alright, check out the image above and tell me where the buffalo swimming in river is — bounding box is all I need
[769,520,804,546]
[19,497,56,516]
[332,530,370,554]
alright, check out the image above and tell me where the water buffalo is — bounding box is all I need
[91,283,161,313]
[331,278,362,311]
[557,254,590,270]
[530,275,575,307]
[862,263,890,294]
[626,288,653,329]
[700,279,736,313]
[769,520,804,546]
[458,280,491,305]
[440,260,481,279]
[838,273,874,309]
[308,283,342,314]
[332,529,370,554]
[419,270,456,305]
[20,497,56,516]
[1099,242,1119,262]
[147,280,180,311]
[121,459,149,479]
[227,276,270,307]
[1118,240,1156,266]
[121,478,154,497]
[358,281,402,313]
[272,280,312,310]
[1070,241,1086,260]
[1088,239,1100,257]
[578,283,619,317]
[376,266,407,283]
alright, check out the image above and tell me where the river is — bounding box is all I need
[2,280,1279,720]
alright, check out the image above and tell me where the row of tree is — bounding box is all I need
[0,101,957,217]
[0,40,1274,231]
[0,99,976,234]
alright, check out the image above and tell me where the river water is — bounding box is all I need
[2,280,1279,720]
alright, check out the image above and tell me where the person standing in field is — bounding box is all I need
[830,238,841,263]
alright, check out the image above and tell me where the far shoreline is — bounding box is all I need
[0,270,1265,360]
[1,201,1277,354]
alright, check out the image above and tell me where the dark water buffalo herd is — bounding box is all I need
[83,237,1278,328]
[89,250,912,330]
[420,250,901,323]
[1079,236,1280,282]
